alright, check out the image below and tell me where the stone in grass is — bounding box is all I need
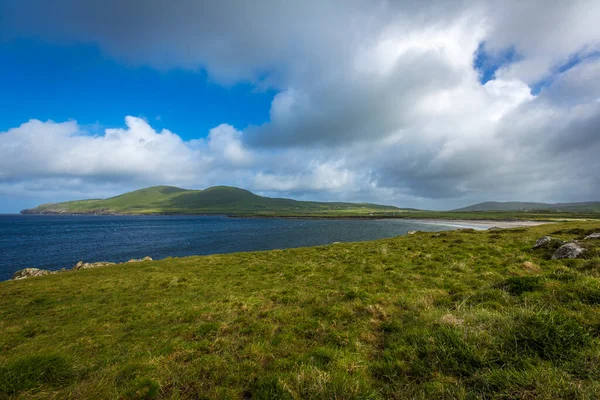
[584,233,600,240]
[13,268,51,280]
[126,256,153,263]
[73,261,116,270]
[532,236,563,250]
[552,242,586,260]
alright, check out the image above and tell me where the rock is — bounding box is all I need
[13,268,51,280]
[126,256,153,263]
[552,242,586,260]
[584,233,600,240]
[407,230,418,235]
[73,261,116,270]
[532,236,563,249]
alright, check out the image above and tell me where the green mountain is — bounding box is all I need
[453,201,600,213]
[21,185,403,216]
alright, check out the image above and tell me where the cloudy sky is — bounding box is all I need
[1,0,599,212]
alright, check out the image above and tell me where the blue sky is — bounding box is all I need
[0,40,274,139]
[0,0,599,213]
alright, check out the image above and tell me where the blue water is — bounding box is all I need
[0,215,484,281]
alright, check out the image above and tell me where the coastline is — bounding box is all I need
[407,218,549,230]
[16,211,563,224]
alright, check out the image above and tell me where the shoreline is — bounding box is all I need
[2,217,550,281]
[407,218,549,229]
[14,212,568,223]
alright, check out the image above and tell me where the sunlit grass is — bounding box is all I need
[1,222,600,398]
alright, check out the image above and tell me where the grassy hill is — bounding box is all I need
[454,201,600,213]
[2,222,600,398]
[20,185,405,217]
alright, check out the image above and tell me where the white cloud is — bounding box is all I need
[1,0,600,210]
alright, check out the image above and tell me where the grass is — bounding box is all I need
[1,222,600,398]
[25,185,600,221]
[22,185,404,216]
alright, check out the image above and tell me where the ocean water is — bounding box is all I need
[0,215,486,281]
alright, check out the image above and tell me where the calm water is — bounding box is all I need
[0,215,485,281]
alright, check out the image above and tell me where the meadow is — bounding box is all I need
[1,222,600,399]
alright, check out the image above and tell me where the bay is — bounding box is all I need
[0,215,486,281]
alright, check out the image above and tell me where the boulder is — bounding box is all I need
[126,256,153,263]
[532,236,563,249]
[73,261,116,270]
[13,268,51,280]
[407,230,418,235]
[584,232,600,240]
[552,242,586,260]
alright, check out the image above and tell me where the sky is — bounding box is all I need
[0,0,599,213]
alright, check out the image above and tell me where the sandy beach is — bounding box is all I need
[408,219,549,230]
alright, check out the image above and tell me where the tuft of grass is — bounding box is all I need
[0,354,75,397]
[497,276,544,296]
[508,310,591,361]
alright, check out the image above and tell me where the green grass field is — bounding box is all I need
[2,222,600,399]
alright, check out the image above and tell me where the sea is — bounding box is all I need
[0,214,488,281]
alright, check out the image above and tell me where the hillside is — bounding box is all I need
[21,186,403,216]
[1,222,600,398]
[454,201,600,213]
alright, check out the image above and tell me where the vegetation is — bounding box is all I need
[2,222,600,398]
[21,186,600,221]
[20,186,405,216]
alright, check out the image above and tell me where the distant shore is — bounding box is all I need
[15,211,560,225]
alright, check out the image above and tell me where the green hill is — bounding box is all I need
[20,185,404,216]
[2,222,600,398]
[454,201,600,213]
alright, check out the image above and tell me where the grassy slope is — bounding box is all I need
[23,186,403,216]
[2,222,600,399]
[23,186,600,220]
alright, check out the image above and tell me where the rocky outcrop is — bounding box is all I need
[13,268,52,280]
[73,261,116,270]
[126,256,153,263]
[20,208,112,215]
[584,233,600,240]
[552,242,586,260]
[11,257,154,281]
[532,236,563,249]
